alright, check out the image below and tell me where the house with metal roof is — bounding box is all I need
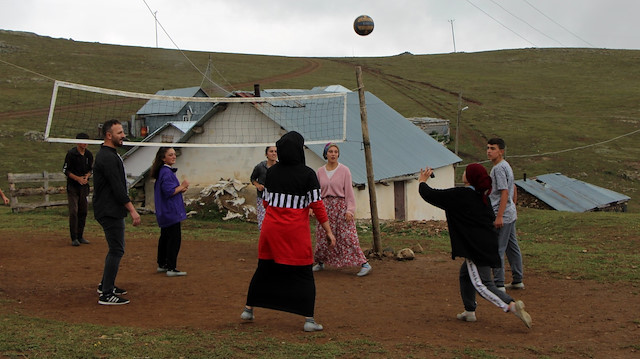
[130,85,461,221]
[515,173,630,212]
[136,87,213,134]
[122,121,197,181]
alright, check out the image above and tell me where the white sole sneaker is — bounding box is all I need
[166,270,187,277]
[303,321,323,332]
[512,300,532,329]
[456,311,477,322]
[505,282,525,289]
[357,264,372,277]
[240,309,254,321]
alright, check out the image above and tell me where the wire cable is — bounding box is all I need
[488,0,565,46]
[141,0,233,95]
[459,127,640,167]
[464,0,537,47]
[522,0,595,47]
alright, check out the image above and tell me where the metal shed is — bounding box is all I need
[515,173,630,212]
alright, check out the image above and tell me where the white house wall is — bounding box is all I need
[306,150,448,221]
[123,126,187,180]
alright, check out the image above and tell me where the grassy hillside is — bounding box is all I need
[0,30,638,211]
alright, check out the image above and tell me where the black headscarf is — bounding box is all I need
[265,131,319,197]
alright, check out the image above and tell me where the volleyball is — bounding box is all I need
[353,15,374,36]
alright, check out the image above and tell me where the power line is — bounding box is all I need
[521,0,595,48]
[459,127,640,167]
[488,0,566,46]
[141,0,233,95]
[464,0,537,47]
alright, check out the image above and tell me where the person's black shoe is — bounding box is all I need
[97,283,128,296]
[98,293,129,305]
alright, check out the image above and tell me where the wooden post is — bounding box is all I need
[355,66,382,254]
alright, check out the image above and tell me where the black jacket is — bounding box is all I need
[419,182,501,267]
[62,147,93,189]
[92,145,130,220]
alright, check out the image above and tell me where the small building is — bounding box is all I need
[136,87,213,135]
[408,117,450,143]
[515,173,630,212]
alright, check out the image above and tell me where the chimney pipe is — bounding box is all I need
[254,84,261,97]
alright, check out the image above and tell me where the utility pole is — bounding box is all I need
[448,19,456,53]
[154,11,158,48]
[355,66,382,255]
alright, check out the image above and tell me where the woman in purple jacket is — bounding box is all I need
[151,147,189,277]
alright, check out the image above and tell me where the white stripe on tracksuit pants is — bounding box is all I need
[462,259,513,312]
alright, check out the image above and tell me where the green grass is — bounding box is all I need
[0,314,382,359]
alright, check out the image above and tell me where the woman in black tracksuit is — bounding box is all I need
[418,163,532,328]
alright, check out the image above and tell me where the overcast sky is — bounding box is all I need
[1,0,639,57]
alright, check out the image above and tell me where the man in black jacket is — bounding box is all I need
[93,119,140,305]
[63,132,93,246]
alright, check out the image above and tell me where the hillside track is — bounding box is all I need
[229,58,322,90]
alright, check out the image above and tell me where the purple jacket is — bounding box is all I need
[154,165,187,228]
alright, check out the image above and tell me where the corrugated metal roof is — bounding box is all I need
[257,88,461,184]
[136,87,205,116]
[515,173,630,212]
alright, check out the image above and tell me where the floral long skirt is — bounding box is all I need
[314,196,367,268]
[256,197,266,230]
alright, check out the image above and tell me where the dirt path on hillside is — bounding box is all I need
[230,58,322,90]
[1,225,638,358]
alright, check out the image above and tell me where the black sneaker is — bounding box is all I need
[98,293,130,305]
[97,283,128,296]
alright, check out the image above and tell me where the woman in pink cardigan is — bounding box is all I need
[313,143,372,277]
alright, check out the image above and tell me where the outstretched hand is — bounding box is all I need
[419,166,434,183]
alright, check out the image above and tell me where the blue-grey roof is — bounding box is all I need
[259,88,461,184]
[137,87,206,116]
[515,173,630,212]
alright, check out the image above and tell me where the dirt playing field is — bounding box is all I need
[1,224,638,358]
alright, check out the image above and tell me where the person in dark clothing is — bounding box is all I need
[418,163,532,328]
[241,131,336,332]
[151,147,189,277]
[93,119,141,305]
[250,145,277,230]
[63,132,93,246]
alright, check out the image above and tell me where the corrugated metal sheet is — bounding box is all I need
[257,88,461,184]
[136,87,205,116]
[515,173,630,212]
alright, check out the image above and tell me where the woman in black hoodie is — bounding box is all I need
[418,163,532,329]
[241,131,336,332]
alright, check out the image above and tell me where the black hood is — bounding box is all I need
[276,131,305,166]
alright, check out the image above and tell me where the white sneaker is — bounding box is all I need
[505,282,525,289]
[240,308,254,321]
[497,286,506,293]
[166,269,187,277]
[303,320,323,332]
[510,300,532,329]
[357,263,372,277]
[312,263,324,272]
[456,311,477,322]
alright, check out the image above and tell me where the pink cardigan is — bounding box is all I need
[316,163,357,215]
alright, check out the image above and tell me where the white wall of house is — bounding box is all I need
[123,126,186,180]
